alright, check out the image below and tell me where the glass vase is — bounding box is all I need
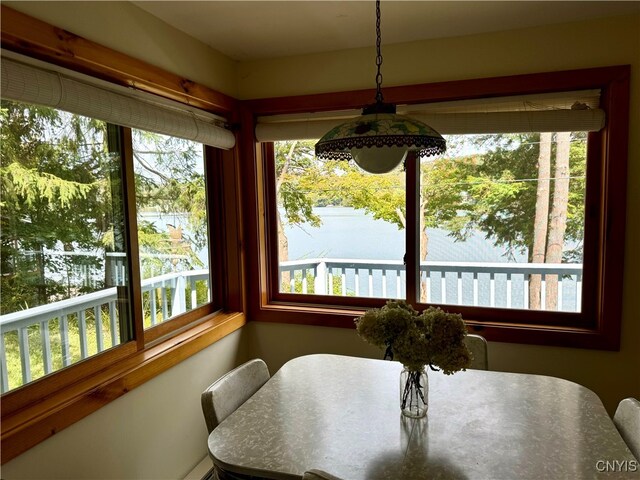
[400,367,428,418]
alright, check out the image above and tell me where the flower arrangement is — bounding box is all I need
[355,300,472,374]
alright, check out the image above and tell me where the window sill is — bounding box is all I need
[0,311,246,464]
[252,302,619,350]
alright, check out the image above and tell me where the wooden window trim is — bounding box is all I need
[0,5,237,117]
[1,7,245,463]
[242,66,630,351]
[1,311,246,463]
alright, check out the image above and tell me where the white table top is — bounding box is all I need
[208,354,638,480]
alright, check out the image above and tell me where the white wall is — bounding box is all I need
[2,328,250,480]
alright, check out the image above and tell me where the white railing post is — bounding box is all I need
[60,314,71,367]
[354,269,360,296]
[190,278,197,309]
[558,275,564,311]
[109,302,118,347]
[489,273,496,307]
[79,310,88,359]
[94,305,104,353]
[302,269,308,294]
[382,270,387,298]
[171,274,187,317]
[18,327,30,384]
[315,262,327,295]
[41,321,52,375]
[161,285,168,321]
[1,333,9,393]
[576,274,582,311]
[150,288,158,326]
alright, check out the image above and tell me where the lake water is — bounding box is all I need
[284,206,527,263]
[143,207,579,311]
[283,207,579,312]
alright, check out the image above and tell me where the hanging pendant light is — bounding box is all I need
[315,0,446,173]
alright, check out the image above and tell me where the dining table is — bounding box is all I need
[207,354,638,479]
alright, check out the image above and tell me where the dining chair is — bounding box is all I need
[202,359,270,480]
[302,470,344,480]
[613,397,640,460]
[465,334,489,370]
[201,358,270,434]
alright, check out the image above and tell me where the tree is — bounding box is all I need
[530,132,552,309]
[1,101,109,312]
[441,132,586,310]
[1,101,209,315]
[545,131,571,309]
[131,130,208,277]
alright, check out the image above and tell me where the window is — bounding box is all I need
[0,101,216,393]
[417,132,586,314]
[273,140,406,299]
[132,130,211,329]
[0,102,132,393]
[250,66,629,349]
[0,12,243,462]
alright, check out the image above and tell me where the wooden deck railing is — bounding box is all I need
[1,259,582,393]
[0,269,209,393]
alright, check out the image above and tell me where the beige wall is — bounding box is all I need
[2,329,251,479]
[240,13,640,417]
[237,14,640,99]
[4,1,238,98]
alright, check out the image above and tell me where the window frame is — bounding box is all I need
[1,5,245,463]
[244,65,630,350]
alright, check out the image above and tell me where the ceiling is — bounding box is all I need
[133,1,640,62]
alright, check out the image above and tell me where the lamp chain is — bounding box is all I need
[375,0,384,104]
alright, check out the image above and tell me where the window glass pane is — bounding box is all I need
[275,140,406,298]
[0,100,131,393]
[131,130,210,329]
[419,133,586,312]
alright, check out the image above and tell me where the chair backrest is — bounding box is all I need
[201,359,270,434]
[302,470,343,480]
[614,397,640,460]
[465,334,489,370]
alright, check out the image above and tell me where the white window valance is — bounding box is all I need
[1,54,235,149]
[255,90,605,142]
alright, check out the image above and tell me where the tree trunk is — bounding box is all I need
[529,132,552,309]
[36,243,47,306]
[419,200,429,303]
[545,132,571,310]
[277,207,290,288]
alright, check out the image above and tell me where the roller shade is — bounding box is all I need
[256,90,605,142]
[1,56,235,149]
